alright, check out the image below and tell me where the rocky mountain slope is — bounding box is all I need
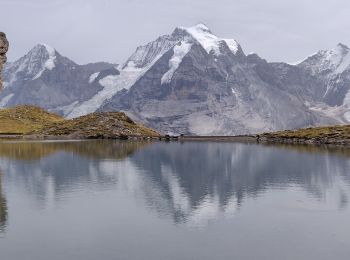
[99,24,347,135]
[0,32,9,91]
[1,24,350,135]
[297,43,350,114]
[0,44,116,113]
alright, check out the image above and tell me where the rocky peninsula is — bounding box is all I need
[0,105,159,139]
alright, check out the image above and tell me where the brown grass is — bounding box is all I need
[263,125,350,139]
[0,105,64,134]
[40,112,159,138]
[0,105,159,138]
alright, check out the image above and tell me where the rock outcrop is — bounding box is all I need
[0,32,9,91]
[260,125,350,146]
[0,105,159,138]
[38,111,160,139]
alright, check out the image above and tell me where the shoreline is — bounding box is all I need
[258,136,350,147]
[1,133,349,147]
[0,134,256,142]
[1,136,346,150]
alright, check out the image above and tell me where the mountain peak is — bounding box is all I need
[31,43,56,56]
[337,43,350,51]
[29,43,57,75]
[175,23,211,33]
[37,43,56,55]
[188,23,212,33]
[4,43,59,83]
[298,42,350,76]
[177,23,241,55]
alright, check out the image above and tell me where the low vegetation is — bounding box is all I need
[0,105,64,134]
[0,105,159,138]
[39,111,159,138]
[261,125,350,145]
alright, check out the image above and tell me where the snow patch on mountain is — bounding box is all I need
[33,43,57,79]
[65,31,181,119]
[54,101,79,117]
[89,72,99,83]
[231,88,237,96]
[297,43,350,104]
[65,70,141,118]
[161,41,192,84]
[222,38,239,54]
[66,58,162,119]
[98,68,140,91]
[299,44,350,75]
[41,44,56,69]
[123,35,179,69]
[4,44,58,85]
[320,46,349,74]
[180,24,239,55]
[335,51,350,74]
[343,90,350,121]
[0,93,14,108]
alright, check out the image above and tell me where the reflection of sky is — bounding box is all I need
[0,141,350,228]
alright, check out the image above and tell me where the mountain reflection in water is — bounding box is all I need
[0,141,349,228]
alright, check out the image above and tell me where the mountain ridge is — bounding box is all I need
[1,24,350,135]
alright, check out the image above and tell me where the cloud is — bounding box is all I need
[1,0,350,64]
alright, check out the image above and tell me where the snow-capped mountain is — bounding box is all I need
[0,44,116,111]
[65,24,247,119]
[297,44,350,108]
[1,24,349,135]
[3,44,74,88]
[98,24,345,134]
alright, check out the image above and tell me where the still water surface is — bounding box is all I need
[0,140,349,260]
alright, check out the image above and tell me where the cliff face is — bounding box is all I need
[0,32,9,91]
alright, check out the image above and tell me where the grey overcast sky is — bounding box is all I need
[1,0,350,64]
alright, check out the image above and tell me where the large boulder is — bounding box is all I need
[0,32,9,91]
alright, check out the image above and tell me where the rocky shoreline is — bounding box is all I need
[259,125,350,146]
[1,132,350,147]
[0,134,160,141]
[0,134,256,142]
[259,136,350,146]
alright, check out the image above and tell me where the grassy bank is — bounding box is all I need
[0,105,159,139]
[0,105,64,134]
[261,125,350,146]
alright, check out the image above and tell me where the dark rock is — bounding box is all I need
[0,32,9,91]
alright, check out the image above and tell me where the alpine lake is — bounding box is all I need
[0,140,349,260]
